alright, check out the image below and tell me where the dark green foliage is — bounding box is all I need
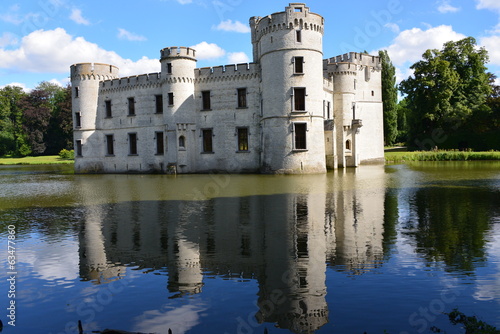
[400,37,496,150]
[379,50,399,145]
[446,309,500,333]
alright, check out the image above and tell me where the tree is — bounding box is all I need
[400,37,492,150]
[45,85,73,154]
[0,86,29,156]
[19,89,52,155]
[379,50,398,145]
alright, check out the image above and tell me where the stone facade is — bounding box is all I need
[71,3,384,174]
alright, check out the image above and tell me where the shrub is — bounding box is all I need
[58,149,74,160]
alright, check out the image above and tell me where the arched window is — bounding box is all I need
[346,140,351,151]
[178,136,185,149]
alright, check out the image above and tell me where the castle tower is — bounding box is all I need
[251,3,326,174]
[71,63,119,172]
[159,47,197,172]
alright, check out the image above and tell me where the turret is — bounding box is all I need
[252,3,326,173]
[71,63,118,170]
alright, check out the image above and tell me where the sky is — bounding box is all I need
[1,0,500,91]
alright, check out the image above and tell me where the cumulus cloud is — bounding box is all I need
[383,25,467,67]
[384,23,400,34]
[118,28,147,42]
[476,0,500,11]
[0,28,159,76]
[480,35,500,66]
[227,52,250,64]
[70,8,90,25]
[437,0,461,13]
[0,82,29,91]
[190,41,226,60]
[0,32,19,47]
[213,20,251,33]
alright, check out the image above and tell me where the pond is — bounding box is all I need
[0,162,499,333]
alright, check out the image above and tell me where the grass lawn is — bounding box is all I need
[385,150,500,163]
[0,155,74,165]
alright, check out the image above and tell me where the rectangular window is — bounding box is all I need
[327,101,331,119]
[296,30,302,43]
[75,140,82,157]
[75,112,81,128]
[237,88,247,108]
[293,88,306,111]
[294,56,304,74]
[106,134,114,155]
[168,92,174,106]
[129,133,138,155]
[294,123,307,150]
[167,63,172,74]
[156,131,164,155]
[155,95,163,114]
[74,87,79,98]
[237,127,249,151]
[105,100,112,118]
[128,97,135,116]
[202,91,211,110]
[202,129,213,153]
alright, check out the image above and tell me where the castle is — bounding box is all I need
[71,3,384,174]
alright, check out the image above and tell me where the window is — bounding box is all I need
[75,140,82,157]
[202,129,213,153]
[294,56,304,74]
[156,131,164,155]
[346,140,351,151]
[371,90,375,97]
[295,7,303,12]
[167,63,172,74]
[327,101,331,119]
[106,134,114,155]
[296,30,302,43]
[354,79,357,90]
[179,136,185,149]
[75,112,81,128]
[294,123,307,150]
[74,87,79,98]
[168,92,174,106]
[237,127,249,151]
[128,97,135,116]
[293,88,306,111]
[237,88,247,108]
[202,91,211,110]
[155,95,163,114]
[105,100,112,118]
[129,133,138,155]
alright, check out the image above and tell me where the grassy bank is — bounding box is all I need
[0,155,74,165]
[385,150,500,163]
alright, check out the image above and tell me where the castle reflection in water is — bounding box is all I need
[77,166,390,333]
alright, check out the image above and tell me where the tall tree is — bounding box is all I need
[19,89,52,155]
[379,50,398,145]
[46,85,73,154]
[400,37,491,149]
[0,86,29,156]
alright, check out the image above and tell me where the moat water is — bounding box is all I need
[0,162,499,333]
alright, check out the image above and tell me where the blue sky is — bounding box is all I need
[1,0,500,90]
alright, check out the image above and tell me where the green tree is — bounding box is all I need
[400,37,492,150]
[19,89,52,155]
[46,85,73,154]
[379,50,398,145]
[0,86,29,156]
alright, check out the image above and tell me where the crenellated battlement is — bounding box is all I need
[71,63,119,81]
[160,46,197,61]
[195,63,260,83]
[326,52,381,68]
[250,3,324,42]
[100,72,162,91]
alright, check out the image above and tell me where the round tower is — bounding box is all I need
[251,3,326,174]
[70,63,118,171]
[159,47,197,172]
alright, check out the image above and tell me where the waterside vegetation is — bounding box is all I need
[385,150,500,163]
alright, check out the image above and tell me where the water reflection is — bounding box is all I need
[74,167,388,332]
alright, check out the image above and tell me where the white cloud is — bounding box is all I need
[480,35,500,66]
[177,0,193,3]
[70,8,90,25]
[190,41,226,60]
[437,0,461,13]
[0,32,19,47]
[476,0,500,11]
[227,52,250,64]
[0,82,29,91]
[0,28,159,77]
[384,23,400,34]
[117,28,147,42]
[383,25,467,67]
[213,20,251,33]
